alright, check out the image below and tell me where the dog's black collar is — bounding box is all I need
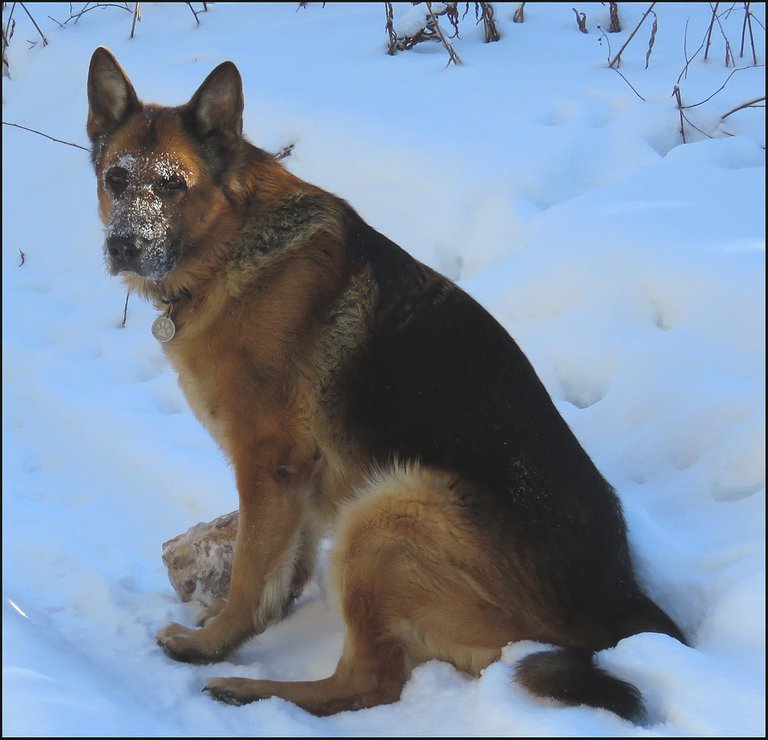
[160,286,191,307]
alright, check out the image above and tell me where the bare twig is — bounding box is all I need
[704,2,719,61]
[739,1,749,57]
[3,121,90,151]
[512,2,525,23]
[608,1,621,32]
[711,5,735,66]
[3,1,18,40]
[478,1,500,43]
[741,1,757,65]
[425,2,462,65]
[673,84,686,143]
[185,2,201,25]
[572,8,588,33]
[385,1,397,55]
[444,2,460,38]
[19,249,26,267]
[644,10,657,69]
[51,3,132,27]
[599,30,647,101]
[19,3,47,46]
[609,1,657,68]
[612,65,646,100]
[677,17,704,83]
[721,95,765,119]
[672,85,714,142]
[680,64,764,109]
[130,1,140,38]
[2,2,17,78]
[392,2,458,55]
[121,291,130,328]
[683,114,714,139]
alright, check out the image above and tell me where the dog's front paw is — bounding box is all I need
[157,622,223,664]
[204,677,266,706]
[195,599,227,627]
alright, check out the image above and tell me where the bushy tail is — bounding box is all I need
[515,648,645,723]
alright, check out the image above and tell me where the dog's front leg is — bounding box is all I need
[157,435,313,664]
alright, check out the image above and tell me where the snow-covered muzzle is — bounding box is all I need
[101,152,191,280]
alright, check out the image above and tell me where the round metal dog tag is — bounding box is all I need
[151,316,176,343]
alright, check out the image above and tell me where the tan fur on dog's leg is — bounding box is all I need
[206,636,406,715]
[195,600,227,627]
[207,465,524,713]
[159,440,313,663]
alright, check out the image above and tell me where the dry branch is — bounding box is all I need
[711,4,735,66]
[740,1,757,65]
[609,1,656,68]
[445,1,461,38]
[720,95,765,119]
[572,8,588,33]
[677,17,696,82]
[611,67,646,100]
[425,2,462,64]
[2,2,16,77]
[3,121,90,151]
[704,2,719,61]
[130,1,140,38]
[512,2,525,23]
[680,64,764,109]
[673,84,686,143]
[597,27,645,100]
[385,1,397,55]
[644,11,657,69]
[673,84,714,142]
[478,1,501,43]
[19,3,47,46]
[607,1,621,32]
[391,3,462,65]
[185,2,201,25]
[121,291,130,328]
[50,3,133,27]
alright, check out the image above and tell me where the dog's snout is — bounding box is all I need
[106,235,141,273]
[107,234,139,261]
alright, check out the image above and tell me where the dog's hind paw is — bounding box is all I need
[205,677,265,706]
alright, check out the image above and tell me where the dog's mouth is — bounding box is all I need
[105,234,180,280]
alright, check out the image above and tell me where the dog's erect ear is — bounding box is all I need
[184,61,243,153]
[87,47,141,145]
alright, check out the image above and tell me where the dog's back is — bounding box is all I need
[334,208,685,646]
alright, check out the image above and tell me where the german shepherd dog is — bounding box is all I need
[87,47,686,721]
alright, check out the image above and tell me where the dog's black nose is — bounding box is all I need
[106,235,140,269]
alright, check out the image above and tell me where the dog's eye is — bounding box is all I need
[105,167,128,191]
[158,175,186,192]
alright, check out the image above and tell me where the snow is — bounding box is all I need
[2,2,764,736]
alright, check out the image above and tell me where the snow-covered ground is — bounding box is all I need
[2,2,764,736]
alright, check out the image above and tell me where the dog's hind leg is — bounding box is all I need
[205,464,521,715]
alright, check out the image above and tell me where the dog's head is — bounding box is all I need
[87,47,244,281]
